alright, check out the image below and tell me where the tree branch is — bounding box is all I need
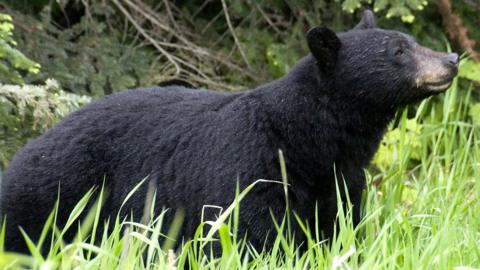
[221,0,251,69]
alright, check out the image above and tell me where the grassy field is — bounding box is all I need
[0,73,479,269]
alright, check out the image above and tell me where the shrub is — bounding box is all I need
[0,12,40,84]
[0,79,91,167]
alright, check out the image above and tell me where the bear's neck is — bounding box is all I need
[251,56,396,183]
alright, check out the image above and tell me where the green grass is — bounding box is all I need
[1,76,479,269]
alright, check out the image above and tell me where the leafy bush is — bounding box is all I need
[342,0,428,22]
[0,79,91,167]
[8,7,158,96]
[0,12,40,84]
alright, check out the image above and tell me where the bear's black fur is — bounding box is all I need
[1,10,459,253]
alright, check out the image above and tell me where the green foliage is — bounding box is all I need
[0,79,90,167]
[266,44,299,78]
[374,116,423,169]
[459,59,480,82]
[460,59,480,122]
[0,12,40,84]
[234,27,302,80]
[342,0,429,23]
[10,8,159,96]
[469,103,480,127]
[6,0,478,94]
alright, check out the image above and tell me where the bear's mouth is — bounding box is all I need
[424,79,453,92]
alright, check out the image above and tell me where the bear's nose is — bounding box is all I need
[445,53,459,66]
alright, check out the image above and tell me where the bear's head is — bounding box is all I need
[307,10,459,108]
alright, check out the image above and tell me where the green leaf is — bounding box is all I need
[342,0,362,13]
[0,12,41,84]
[459,59,480,82]
[0,80,91,167]
[468,103,480,126]
[374,0,389,12]
[19,227,45,262]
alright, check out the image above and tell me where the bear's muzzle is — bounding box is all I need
[415,47,459,92]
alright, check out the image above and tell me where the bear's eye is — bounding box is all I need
[395,48,404,56]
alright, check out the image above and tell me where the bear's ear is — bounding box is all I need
[307,27,341,76]
[353,10,376,30]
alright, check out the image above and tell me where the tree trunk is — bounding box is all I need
[437,0,479,61]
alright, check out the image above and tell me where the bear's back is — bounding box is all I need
[3,86,246,196]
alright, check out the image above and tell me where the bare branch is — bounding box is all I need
[221,0,251,69]
[255,4,282,35]
[111,0,254,89]
[113,0,181,76]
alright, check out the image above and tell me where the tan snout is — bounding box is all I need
[415,46,459,92]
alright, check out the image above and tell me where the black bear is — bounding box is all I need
[1,10,458,253]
